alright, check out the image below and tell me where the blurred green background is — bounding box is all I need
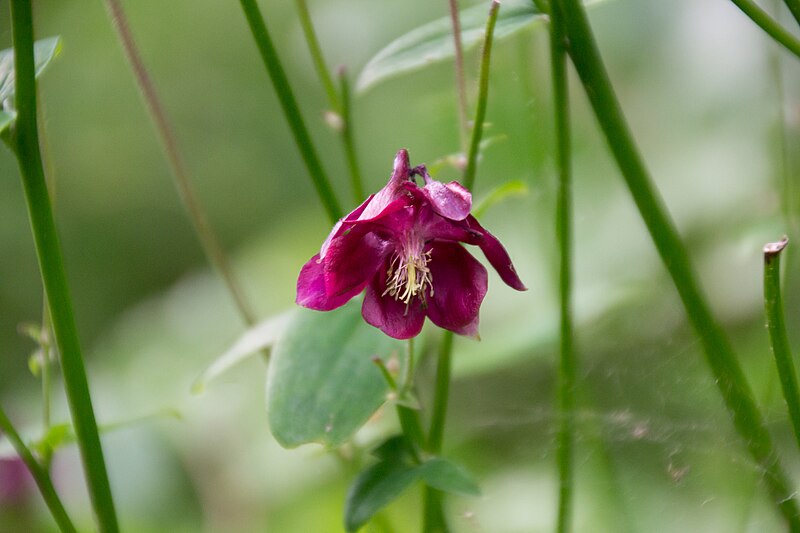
[2,0,800,531]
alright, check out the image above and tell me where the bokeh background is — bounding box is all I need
[1,0,800,531]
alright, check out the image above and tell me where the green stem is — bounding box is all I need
[0,405,77,533]
[238,0,343,224]
[9,2,119,531]
[782,0,800,27]
[727,0,800,59]
[428,332,453,454]
[549,2,576,532]
[395,339,426,462]
[555,0,800,526]
[338,68,365,203]
[463,0,500,190]
[105,0,258,327]
[764,238,800,451]
[295,0,339,110]
[422,332,454,533]
[447,0,470,151]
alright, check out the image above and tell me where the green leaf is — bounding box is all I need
[267,299,403,448]
[356,0,608,92]
[0,110,15,136]
[472,179,529,218]
[418,457,481,496]
[357,0,542,92]
[0,36,62,107]
[192,310,293,393]
[344,459,421,532]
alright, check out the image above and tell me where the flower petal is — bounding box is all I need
[425,242,488,337]
[320,193,376,259]
[359,149,412,220]
[324,230,390,297]
[464,216,526,291]
[421,179,472,221]
[362,262,426,339]
[297,254,362,311]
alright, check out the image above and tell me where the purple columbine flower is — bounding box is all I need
[296,149,526,339]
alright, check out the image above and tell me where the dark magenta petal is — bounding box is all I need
[297,254,362,311]
[324,231,390,297]
[425,242,487,337]
[358,149,412,220]
[362,264,426,340]
[465,215,527,291]
[421,180,472,221]
[320,193,376,259]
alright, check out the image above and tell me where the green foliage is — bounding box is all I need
[357,0,546,92]
[0,35,61,135]
[266,299,403,448]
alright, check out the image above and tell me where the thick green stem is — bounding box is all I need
[338,69,365,203]
[104,0,258,328]
[295,0,340,110]
[764,238,800,451]
[0,405,77,533]
[447,0,470,151]
[9,3,119,530]
[463,0,500,190]
[238,0,343,224]
[727,0,800,58]
[555,0,800,526]
[549,2,576,532]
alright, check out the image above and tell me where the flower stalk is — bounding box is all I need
[463,0,500,190]
[727,0,800,59]
[9,1,119,530]
[763,238,800,451]
[447,0,470,150]
[554,0,800,525]
[548,1,577,531]
[104,0,259,328]
[238,0,343,224]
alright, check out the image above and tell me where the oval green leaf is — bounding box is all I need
[344,459,420,532]
[356,0,542,92]
[266,299,403,448]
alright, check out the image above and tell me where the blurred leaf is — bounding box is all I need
[0,36,63,107]
[357,0,608,92]
[27,349,43,377]
[267,299,403,448]
[472,179,529,218]
[418,457,481,496]
[344,459,420,532]
[357,0,543,92]
[192,310,294,394]
[371,435,412,461]
[0,110,15,136]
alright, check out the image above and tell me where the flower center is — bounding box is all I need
[383,240,433,313]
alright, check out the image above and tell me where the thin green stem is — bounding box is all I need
[338,68,365,203]
[555,0,800,526]
[238,0,343,224]
[104,0,259,328]
[427,332,453,454]
[372,356,399,391]
[9,2,119,531]
[0,405,77,533]
[764,238,800,451]
[549,2,576,532]
[295,0,339,110]
[463,0,500,190]
[447,0,470,151]
[422,332,454,533]
[727,0,800,59]
[422,487,449,533]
